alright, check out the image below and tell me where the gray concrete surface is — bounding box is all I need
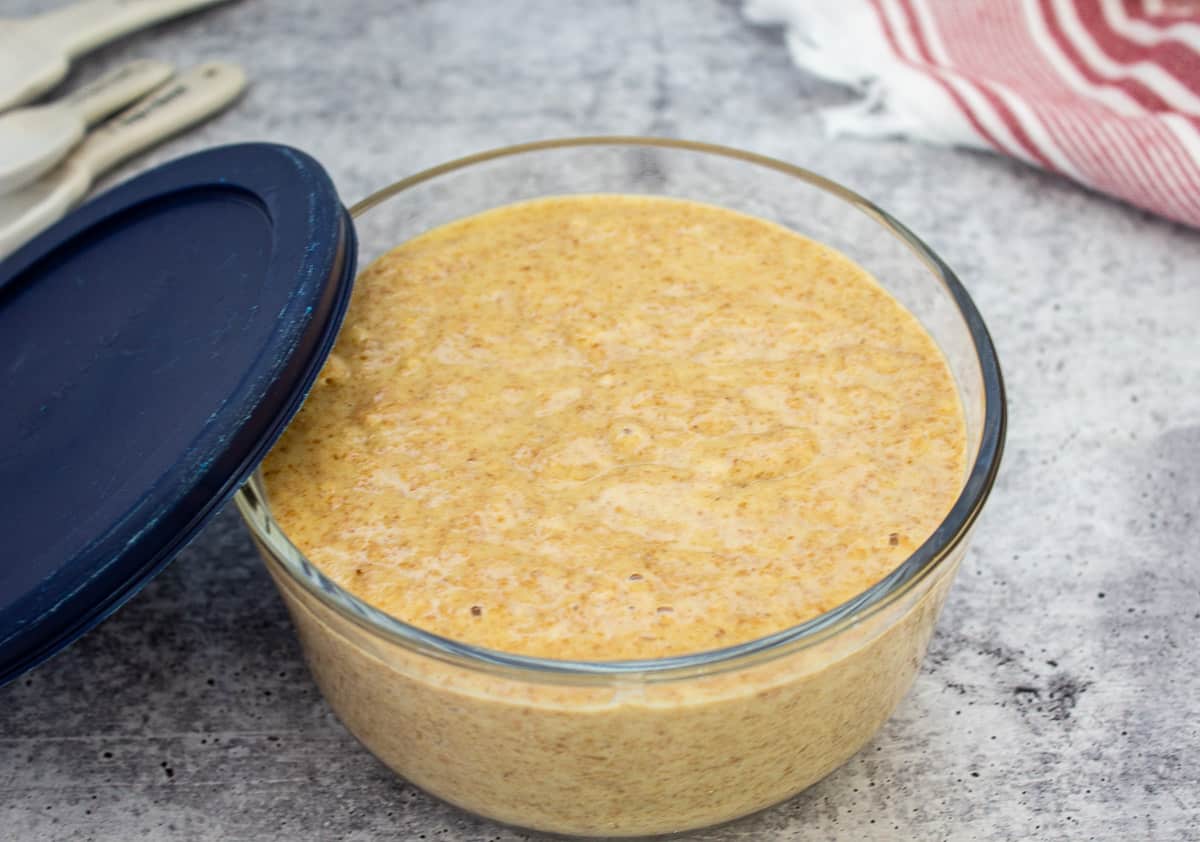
[1,1,1198,839]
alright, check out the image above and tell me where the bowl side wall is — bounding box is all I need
[259,535,966,837]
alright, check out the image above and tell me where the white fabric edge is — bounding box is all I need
[744,0,986,147]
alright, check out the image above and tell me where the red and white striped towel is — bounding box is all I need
[746,0,1200,229]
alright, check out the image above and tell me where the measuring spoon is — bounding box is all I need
[0,59,174,195]
[0,0,234,112]
[0,61,246,261]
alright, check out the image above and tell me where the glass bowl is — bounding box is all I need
[235,137,1006,837]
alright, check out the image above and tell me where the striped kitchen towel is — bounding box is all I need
[745,0,1200,229]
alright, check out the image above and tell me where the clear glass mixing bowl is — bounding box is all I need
[236,137,1005,837]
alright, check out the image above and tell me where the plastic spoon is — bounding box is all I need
[0,59,174,195]
[0,0,235,112]
[0,61,247,261]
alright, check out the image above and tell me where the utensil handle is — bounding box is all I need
[33,0,233,58]
[74,61,246,178]
[62,59,175,126]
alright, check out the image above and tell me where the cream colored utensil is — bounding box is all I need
[0,0,234,112]
[0,61,246,261]
[0,59,174,195]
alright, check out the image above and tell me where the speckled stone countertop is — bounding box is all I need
[1,1,1197,840]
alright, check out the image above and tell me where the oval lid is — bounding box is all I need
[0,143,357,686]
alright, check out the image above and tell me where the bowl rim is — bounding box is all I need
[235,135,1007,682]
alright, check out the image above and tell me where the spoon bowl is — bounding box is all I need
[0,27,67,114]
[0,59,174,195]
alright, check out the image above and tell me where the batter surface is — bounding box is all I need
[263,195,965,660]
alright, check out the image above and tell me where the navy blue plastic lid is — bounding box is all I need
[0,143,357,686]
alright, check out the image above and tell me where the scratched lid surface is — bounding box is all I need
[0,143,357,685]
